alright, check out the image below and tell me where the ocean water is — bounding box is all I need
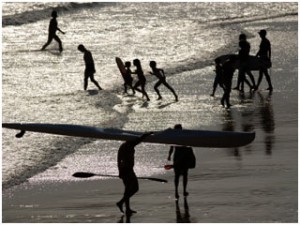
[2,1,297,198]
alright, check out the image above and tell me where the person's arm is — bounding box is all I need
[168,146,174,161]
[57,27,65,34]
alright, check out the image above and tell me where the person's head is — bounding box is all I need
[258,29,267,38]
[174,124,183,130]
[125,61,131,67]
[51,10,58,18]
[239,33,247,41]
[77,44,86,52]
[149,61,157,68]
[133,59,141,67]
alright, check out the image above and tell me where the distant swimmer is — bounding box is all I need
[123,61,135,95]
[219,55,237,108]
[116,132,153,215]
[132,59,150,101]
[255,29,273,91]
[41,10,65,52]
[168,124,196,199]
[149,61,178,101]
[77,44,103,91]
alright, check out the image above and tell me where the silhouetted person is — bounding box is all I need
[116,132,153,215]
[255,29,273,91]
[149,61,178,101]
[132,59,150,101]
[168,124,195,199]
[77,44,103,91]
[233,33,255,92]
[210,58,223,97]
[123,61,135,95]
[220,55,237,108]
[41,10,65,52]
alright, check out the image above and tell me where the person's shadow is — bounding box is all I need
[117,213,132,223]
[176,198,191,223]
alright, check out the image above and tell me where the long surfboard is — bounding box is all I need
[2,123,255,148]
[116,57,126,76]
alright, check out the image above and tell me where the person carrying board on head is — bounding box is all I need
[41,10,65,52]
[77,44,103,91]
[116,132,153,215]
[149,61,178,101]
[167,124,196,199]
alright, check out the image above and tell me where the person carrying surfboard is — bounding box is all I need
[77,44,103,91]
[132,59,150,101]
[116,132,153,215]
[167,124,195,199]
[149,61,178,101]
[41,10,65,52]
[123,61,135,95]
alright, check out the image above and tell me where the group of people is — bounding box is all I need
[41,10,178,101]
[117,124,195,216]
[211,30,273,108]
[122,59,179,101]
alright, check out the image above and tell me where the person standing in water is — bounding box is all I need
[77,44,103,91]
[149,61,178,101]
[168,124,196,199]
[132,59,150,101]
[116,132,153,215]
[41,10,65,52]
[255,29,273,91]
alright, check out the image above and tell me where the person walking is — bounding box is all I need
[168,124,196,199]
[116,132,153,215]
[41,10,65,52]
[149,61,178,101]
[77,44,103,91]
[255,29,273,91]
[123,61,135,95]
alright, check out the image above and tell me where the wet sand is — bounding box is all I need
[2,14,298,223]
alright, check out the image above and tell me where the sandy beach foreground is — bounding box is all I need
[2,5,298,223]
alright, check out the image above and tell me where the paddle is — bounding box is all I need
[72,172,167,183]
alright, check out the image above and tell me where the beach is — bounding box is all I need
[2,3,298,223]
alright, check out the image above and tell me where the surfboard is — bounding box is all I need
[116,57,126,76]
[2,123,255,148]
[215,54,271,71]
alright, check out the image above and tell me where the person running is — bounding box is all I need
[168,124,195,199]
[123,61,135,95]
[219,55,237,108]
[132,59,150,101]
[149,61,178,101]
[255,29,273,91]
[77,44,103,91]
[41,10,65,52]
[116,132,153,215]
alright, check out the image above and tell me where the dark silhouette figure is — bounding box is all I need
[219,55,237,108]
[123,61,135,95]
[233,33,256,92]
[175,199,191,223]
[149,61,178,101]
[255,29,273,91]
[168,124,195,199]
[41,10,65,52]
[116,132,153,215]
[210,58,223,97]
[77,44,103,91]
[132,59,150,101]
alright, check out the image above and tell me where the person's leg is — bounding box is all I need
[174,170,180,199]
[41,35,53,50]
[90,74,103,90]
[141,82,150,101]
[163,80,178,101]
[183,170,189,197]
[84,73,89,90]
[263,69,273,91]
[53,35,63,52]
[154,81,162,99]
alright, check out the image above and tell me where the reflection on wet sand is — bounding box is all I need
[175,197,191,223]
